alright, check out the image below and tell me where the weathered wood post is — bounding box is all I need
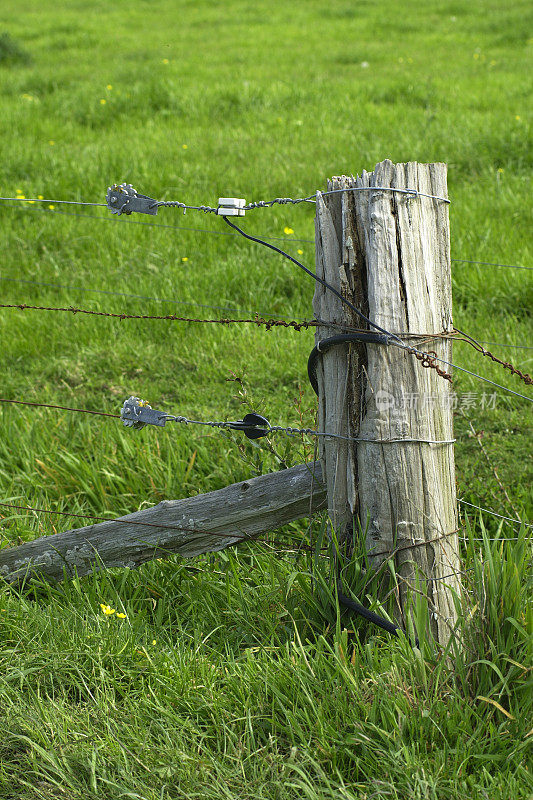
[313,160,461,646]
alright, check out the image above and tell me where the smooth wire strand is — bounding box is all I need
[0,201,315,244]
[0,396,453,445]
[0,277,300,321]
[0,501,315,550]
[1,501,528,549]
[154,185,450,210]
[451,258,533,271]
[163,414,456,444]
[0,398,120,418]
[0,195,107,208]
[311,186,450,203]
[2,201,531,271]
[458,498,533,529]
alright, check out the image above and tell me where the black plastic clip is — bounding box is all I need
[227,413,270,439]
[106,183,158,216]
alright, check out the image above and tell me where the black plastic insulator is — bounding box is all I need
[230,413,270,439]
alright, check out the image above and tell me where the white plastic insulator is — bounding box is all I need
[217,198,246,216]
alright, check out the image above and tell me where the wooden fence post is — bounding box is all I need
[313,160,461,646]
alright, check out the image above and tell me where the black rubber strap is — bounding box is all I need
[308,333,391,395]
[337,586,420,648]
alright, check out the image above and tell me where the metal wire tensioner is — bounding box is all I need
[106,183,245,217]
[106,183,159,216]
[121,397,270,439]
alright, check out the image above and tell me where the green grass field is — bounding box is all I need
[0,1,532,797]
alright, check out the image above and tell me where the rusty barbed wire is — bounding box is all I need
[1,302,531,396]
[0,303,317,331]
[453,327,532,386]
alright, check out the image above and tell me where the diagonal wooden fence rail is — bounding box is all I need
[0,462,326,586]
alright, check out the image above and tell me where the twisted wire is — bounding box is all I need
[0,303,316,331]
[454,327,532,386]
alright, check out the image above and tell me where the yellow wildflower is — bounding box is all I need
[48,204,55,210]
[38,195,43,200]
[181,256,188,262]
[284,226,294,235]
[152,640,157,646]
[100,98,106,105]
[515,115,521,120]
[182,144,188,149]
[100,603,115,616]
[116,612,127,619]
[17,195,26,200]
[297,249,303,255]
[49,140,55,145]
[106,84,113,90]
[162,58,169,65]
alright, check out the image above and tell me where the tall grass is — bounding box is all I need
[0,525,530,799]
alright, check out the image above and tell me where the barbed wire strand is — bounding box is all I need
[2,276,531,353]
[1,301,531,400]
[408,349,532,402]
[454,327,532,385]
[0,303,317,331]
